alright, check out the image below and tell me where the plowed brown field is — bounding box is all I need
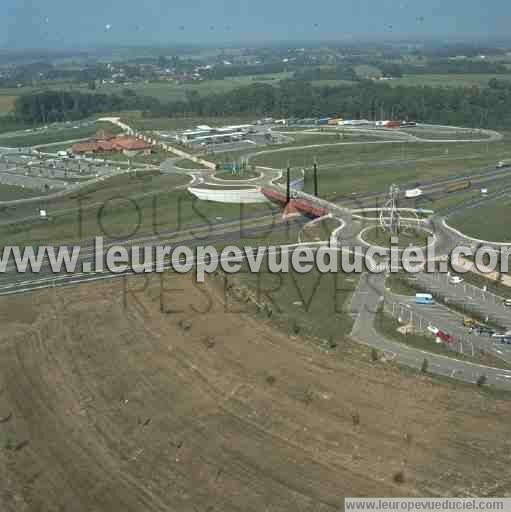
[0,272,510,511]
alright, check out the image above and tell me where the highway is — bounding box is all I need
[2,117,511,390]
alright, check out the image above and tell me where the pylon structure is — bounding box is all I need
[379,184,401,234]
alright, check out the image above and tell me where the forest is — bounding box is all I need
[10,76,511,129]
[151,78,511,128]
[13,89,160,124]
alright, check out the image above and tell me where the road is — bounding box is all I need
[413,271,511,330]
[2,116,511,389]
[350,272,511,389]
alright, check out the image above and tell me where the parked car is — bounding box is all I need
[427,325,439,335]
[472,325,494,336]
[448,275,464,285]
[437,330,455,344]
[463,317,477,328]
[503,299,511,308]
[416,293,433,305]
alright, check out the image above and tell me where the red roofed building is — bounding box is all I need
[71,141,101,154]
[110,136,152,155]
[71,135,152,156]
[97,139,115,151]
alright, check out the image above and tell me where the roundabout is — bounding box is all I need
[213,169,261,181]
[358,225,433,251]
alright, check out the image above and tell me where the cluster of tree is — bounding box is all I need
[488,78,511,90]
[157,55,197,73]
[143,78,511,129]
[293,66,358,82]
[14,89,160,124]
[379,64,403,78]
[203,62,292,80]
[417,44,507,59]
[14,76,511,130]
[395,59,510,75]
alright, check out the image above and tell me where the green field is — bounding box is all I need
[209,131,384,166]
[361,226,430,249]
[174,158,208,170]
[0,184,42,201]
[215,169,260,180]
[391,74,511,88]
[98,73,293,103]
[92,148,170,165]
[449,195,511,242]
[0,94,16,114]
[0,121,121,148]
[0,172,275,247]
[224,256,360,343]
[400,127,496,140]
[252,137,511,198]
[120,112,257,132]
[0,73,293,115]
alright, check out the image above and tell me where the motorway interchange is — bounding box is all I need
[1,119,511,390]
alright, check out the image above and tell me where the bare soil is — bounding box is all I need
[0,273,510,511]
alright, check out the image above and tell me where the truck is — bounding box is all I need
[383,120,402,128]
[447,180,471,193]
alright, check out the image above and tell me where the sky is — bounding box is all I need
[1,0,508,49]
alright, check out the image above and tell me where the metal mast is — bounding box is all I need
[379,184,401,234]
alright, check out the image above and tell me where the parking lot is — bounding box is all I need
[385,291,511,364]
[413,271,511,330]
[0,152,127,192]
[158,124,289,155]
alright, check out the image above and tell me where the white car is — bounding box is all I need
[405,188,423,198]
[427,325,439,335]
[449,276,464,285]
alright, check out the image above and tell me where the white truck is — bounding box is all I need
[405,188,423,198]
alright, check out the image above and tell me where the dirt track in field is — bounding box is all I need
[0,272,511,511]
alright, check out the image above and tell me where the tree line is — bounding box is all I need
[144,78,511,129]
[293,66,358,82]
[13,89,160,124]
[11,77,511,130]
[392,59,510,75]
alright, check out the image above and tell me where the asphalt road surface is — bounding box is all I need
[351,272,511,389]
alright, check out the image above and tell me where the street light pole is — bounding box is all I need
[286,162,291,205]
[313,159,318,197]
